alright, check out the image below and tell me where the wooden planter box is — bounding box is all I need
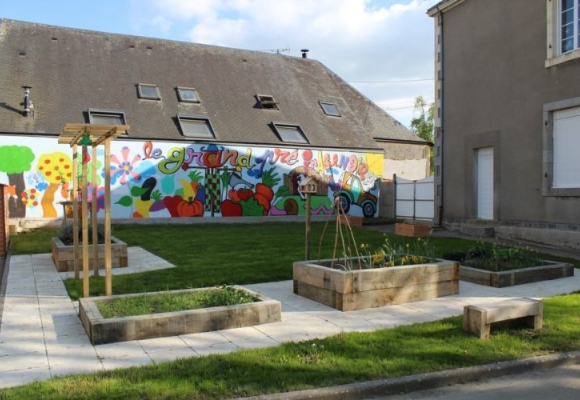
[51,236,128,272]
[79,286,281,345]
[395,223,432,237]
[293,258,459,311]
[460,262,574,288]
[337,215,363,227]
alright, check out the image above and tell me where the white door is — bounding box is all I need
[477,147,494,220]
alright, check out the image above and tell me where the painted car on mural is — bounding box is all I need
[0,139,383,220]
[334,171,378,218]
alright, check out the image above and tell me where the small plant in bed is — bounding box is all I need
[447,241,544,272]
[97,286,260,318]
[359,236,436,270]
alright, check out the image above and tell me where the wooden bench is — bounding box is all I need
[463,297,543,339]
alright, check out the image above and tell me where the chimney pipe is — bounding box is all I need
[301,49,309,59]
[22,85,32,117]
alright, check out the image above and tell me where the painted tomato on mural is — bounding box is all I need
[0,137,382,220]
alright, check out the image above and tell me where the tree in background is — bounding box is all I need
[410,96,435,174]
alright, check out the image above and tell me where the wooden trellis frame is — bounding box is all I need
[58,123,129,297]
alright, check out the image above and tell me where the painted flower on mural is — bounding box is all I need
[20,188,39,209]
[26,173,49,192]
[86,184,106,211]
[110,146,142,185]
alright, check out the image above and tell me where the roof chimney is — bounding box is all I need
[22,85,33,117]
[301,49,309,59]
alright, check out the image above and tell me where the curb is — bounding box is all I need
[239,351,580,400]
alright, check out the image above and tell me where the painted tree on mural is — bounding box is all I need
[36,152,73,218]
[0,145,35,218]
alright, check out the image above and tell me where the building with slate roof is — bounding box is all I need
[0,19,429,222]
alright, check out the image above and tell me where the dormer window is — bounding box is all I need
[257,94,279,110]
[272,122,309,144]
[88,109,126,125]
[319,101,341,117]
[177,87,200,103]
[137,83,161,100]
[177,115,215,139]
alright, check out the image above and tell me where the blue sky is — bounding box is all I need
[1,0,439,127]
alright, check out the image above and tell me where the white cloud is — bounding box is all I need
[134,0,439,127]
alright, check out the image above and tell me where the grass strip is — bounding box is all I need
[1,292,579,399]
[9,223,580,300]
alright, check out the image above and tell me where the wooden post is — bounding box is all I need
[305,193,311,260]
[104,138,112,296]
[91,145,99,277]
[72,144,79,280]
[81,145,89,297]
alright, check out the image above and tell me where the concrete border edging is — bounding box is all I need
[241,351,580,400]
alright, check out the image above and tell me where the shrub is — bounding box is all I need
[58,223,105,245]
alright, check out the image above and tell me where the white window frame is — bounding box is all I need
[272,122,309,144]
[257,94,280,110]
[546,0,580,67]
[177,87,200,103]
[319,101,341,117]
[542,97,580,196]
[177,115,216,139]
[88,109,126,125]
[137,83,161,100]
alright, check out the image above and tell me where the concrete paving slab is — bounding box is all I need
[0,367,52,389]
[179,330,231,348]
[138,336,189,354]
[1,244,580,392]
[190,341,240,356]
[147,347,198,364]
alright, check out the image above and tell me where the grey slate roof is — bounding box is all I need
[0,19,422,151]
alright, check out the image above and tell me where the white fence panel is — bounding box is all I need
[395,175,434,221]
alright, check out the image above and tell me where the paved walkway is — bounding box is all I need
[1,247,580,390]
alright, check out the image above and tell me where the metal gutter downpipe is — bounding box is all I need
[436,5,445,227]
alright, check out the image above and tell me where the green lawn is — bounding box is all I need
[3,222,580,399]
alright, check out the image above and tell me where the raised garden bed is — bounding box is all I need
[51,236,128,272]
[79,286,281,344]
[293,258,459,311]
[395,223,432,237]
[460,262,574,288]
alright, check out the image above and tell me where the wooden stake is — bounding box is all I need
[305,193,311,260]
[91,145,99,277]
[104,138,112,296]
[72,144,79,280]
[81,146,89,297]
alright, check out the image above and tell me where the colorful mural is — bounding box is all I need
[0,136,383,219]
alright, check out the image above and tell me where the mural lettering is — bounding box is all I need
[0,137,382,220]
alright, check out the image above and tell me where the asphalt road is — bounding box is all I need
[378,363,580,400]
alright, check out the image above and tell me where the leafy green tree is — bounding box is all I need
[410,96,435,174]
[0,145,35,217]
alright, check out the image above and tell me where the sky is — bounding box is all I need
[1,0,440,128]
